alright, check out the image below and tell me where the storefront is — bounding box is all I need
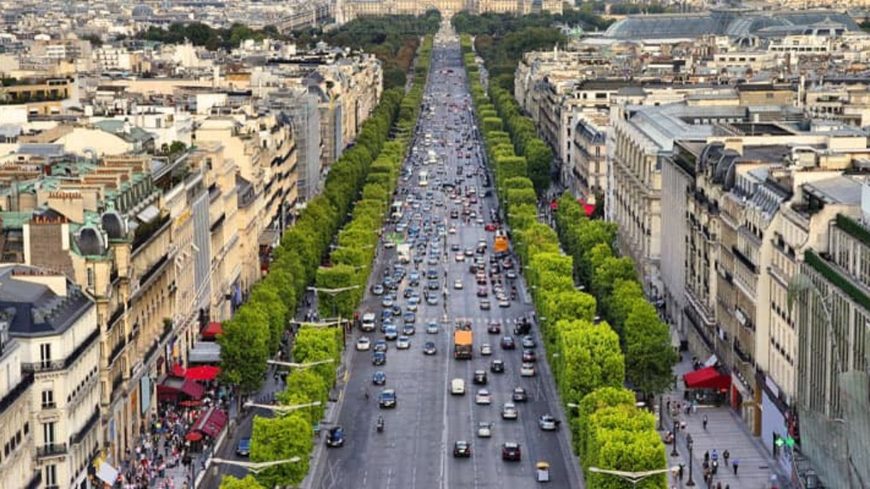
[683,366,731,405]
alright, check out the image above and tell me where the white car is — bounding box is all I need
[455,253,465,262]
[475,389,492,405]
[451,378,466,395]
[477,422,492,438]
[538,415,560,431]
[454,279,464,290]
[480,343,492,356]
[501,402,518,420]
[396,336,411,349]
[356,337,371,351]
[449,226,457,234]
[520,363,536,377]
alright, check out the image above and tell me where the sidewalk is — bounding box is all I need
[662,355,789,489]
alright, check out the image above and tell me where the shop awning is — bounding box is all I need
[96,462,119,486]
[170,364,186,378]
[683,366,731,390]
[192,407,228,438]
[185,365,220,382]
[201,322,223,339]
[157,377,205,401]
[189,341,221,364]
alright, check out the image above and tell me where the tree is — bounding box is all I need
[219,306,270,394]
[605,279,644,335]
[623,301,677,398]
[248,283,287,355]
[524,138,553,196]
[315,265,358,318]
[219,475,266,489]
[555,320,624,407]
[279,368,329,418]
[251,414,312,488]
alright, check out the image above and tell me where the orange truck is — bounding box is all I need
[453,329,473,359]
[494,231,509,256]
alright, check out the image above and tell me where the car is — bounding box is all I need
[379,389,397,408]
[426,321,439,334]
[372,371,386,385]
[453,440,471,458]
[449,226,457,234]
[522,349,537,362]
[450,243,461,251]
[390,304,402,317]
[490,359,505,373]
[423,341,437,355]
[475,389,492,405]
[451,378,466,395]
[537,415,561,431]
[512,387,528,402]
[498,298,511,308]
[521,336,536,349]
[453,278,464,289]
[428,280,440,291]
[506,270,517,280]
[381,296,394,308]
[426,294,439,306]
[484,223,498,232]
[521,363,536,377]
[396,336,411,349]
[373,339,387,353]
[500,336,515,349]
[236,437,251,456]
[403,311,417,324]
[473,369,488,385]
[406,298,419,312]
[371,284,385,296]
[501,442,521,461]
[384,325,399,341]
[477,422,492,438]
[479,299,491,311]
[372,351,386,365]
[480,343,492,356]
[355,337,371,351]
[464,248,474,257]
[403,324,416,335]
[476,287,488,298]
[325,427,345,447]
[487,321,502,334]
[501,403,518,420]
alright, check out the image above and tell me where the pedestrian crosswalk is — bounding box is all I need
[417,315,531,327]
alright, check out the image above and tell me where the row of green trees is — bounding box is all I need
[137,23,282,51]
[218,34,434,489]
[461,35,669,488]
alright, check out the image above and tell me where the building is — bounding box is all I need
[337,0,561,23]
[1,264,101,489]
[0,321,39,489]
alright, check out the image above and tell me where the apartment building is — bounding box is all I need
[1,264,101,489]
[0,324,39,489]
[337,0,561,22]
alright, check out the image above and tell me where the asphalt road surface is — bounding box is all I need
[307,24,583,489]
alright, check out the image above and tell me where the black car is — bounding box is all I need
[522,349,537,362]
[490,359,505,373]
[326,427,345,447]
[423,341,437,355]
[487,321,502,334]
[379,389,397,408]
[372,351,386,366]
[512,387,528,402]
[501,442,521,461]
[473,369,488,385]
[500,336,515,350]
[372,371,387,385]
[453,440,471,458]
[428,280,440,291]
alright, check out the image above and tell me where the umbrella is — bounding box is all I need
[184,431,203,442]
[185,365,221,381]
[170,364,186,378]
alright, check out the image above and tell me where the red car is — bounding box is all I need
[484,223,498,232]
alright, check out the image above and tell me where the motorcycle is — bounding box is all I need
[376,417,384,433]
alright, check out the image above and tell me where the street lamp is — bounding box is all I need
[243,401,322,414]
[308,285,361,343]
[588,466,678,488]
[670,421,679,457]
[211,457,301,475]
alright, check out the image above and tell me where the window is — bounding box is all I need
[87,267,95,289]
[41,390,55,409]
[39,344,52,368]
[43,422,55,445]
[45,464,57,487]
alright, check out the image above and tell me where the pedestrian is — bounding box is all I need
[704,450,710,462]
[732,459,739,475]
[678,464,684,480]
[666,398,671,412]
[680,420,687,431]
[711,449,718,461]
[703,414,708,430]
[723,449,730,465]
[692,400,698,415]
[716,482,722,489]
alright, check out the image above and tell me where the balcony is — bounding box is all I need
[0,371,34,412]
[136,253,170,293]
[71,409,100,446]
[37,443,68,459]
[22,329,99,374]
[41,401,56,410]
[132,214,170,252]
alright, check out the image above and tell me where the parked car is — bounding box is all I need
[325,427,345,447]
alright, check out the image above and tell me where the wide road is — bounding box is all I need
[308,24,582,489]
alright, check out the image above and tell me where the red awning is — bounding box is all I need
[170,364,186,378]
[185,365,220,382]
[192,407,227,438]
[157,377,205,401]
[184,431,203,442]
[683,367,731,390]
[202,322,223,339]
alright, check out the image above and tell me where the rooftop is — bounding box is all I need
[0,264,92,337]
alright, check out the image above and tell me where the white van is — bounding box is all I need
[451,378,466,395]
[361,313,376,332]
